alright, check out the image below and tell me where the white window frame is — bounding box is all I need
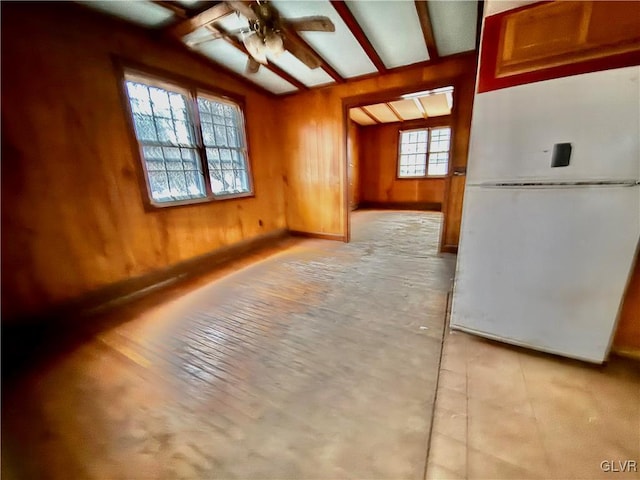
[397,126,452,178]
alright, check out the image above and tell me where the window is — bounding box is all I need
[398,127,451,178]
[124,72,252,206]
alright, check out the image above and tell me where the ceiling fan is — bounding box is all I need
[186,0,335,74]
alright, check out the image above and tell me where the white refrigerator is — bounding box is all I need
[450,66,640,364]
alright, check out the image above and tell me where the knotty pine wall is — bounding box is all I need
[347,120,360,210]
[358,123,446,208]
[1,3,285,322]
[280,53,478,242]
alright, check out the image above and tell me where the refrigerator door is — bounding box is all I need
[450,184,640,363]
[466,66,640,184]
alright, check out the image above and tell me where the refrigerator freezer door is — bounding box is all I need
[466,66,640,184]
[451,184,640,363]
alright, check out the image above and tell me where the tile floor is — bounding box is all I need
[427,329,640,479]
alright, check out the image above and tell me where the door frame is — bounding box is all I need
[341,76,465,248]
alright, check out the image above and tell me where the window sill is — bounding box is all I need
[396,175,448,180]
[145,192,255,211]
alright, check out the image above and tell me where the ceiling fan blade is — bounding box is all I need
[187,27,248,48]
[206,26,249,38]
[282,36,322,69]
[284,16,335,32]
[246,56,261,74]
[186,34,223,47]
[226,1,258,21]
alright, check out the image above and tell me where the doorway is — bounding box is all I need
[342,81,466,252]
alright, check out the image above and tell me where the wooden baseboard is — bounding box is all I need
[289,230,346,242]
[5,228,289,327]
[440,245,458,254]
[2,228,293,377]
[358,201,442,211]
[611,347,640,361]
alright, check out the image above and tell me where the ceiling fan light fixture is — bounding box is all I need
[243,32,268,65]
[264,32,285,57]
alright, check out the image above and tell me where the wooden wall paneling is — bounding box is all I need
[1,2,286,322]
[281,53,478,239]
[612,245,640,359]
[439,67,477,252]
[348,120,360,210]
[359,123,445,207]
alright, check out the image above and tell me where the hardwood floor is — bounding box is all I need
[2,211,455,479]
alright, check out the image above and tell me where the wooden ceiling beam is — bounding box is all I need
[412,97,428,119]
[210,25,308,91]
[167,2,233,39]
[360,106,381,124]
[329,1,387,73]
[386,102,404,122]
[415,1,439,61]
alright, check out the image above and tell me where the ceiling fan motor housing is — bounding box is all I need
[250,1,283,40]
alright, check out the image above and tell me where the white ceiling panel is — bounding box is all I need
[349,108,377,126]
[268,52,335,87]
[215,10,250,33]
[389,99,424,121]
[419,93,451,117]
[364,103,398,123]
[77,1,175,27]
[271,0,378,78]
[198,41,298,94]
[345,0,429,69]
[428,1,478,56]
[176,0,202,6]
[183,26,215,45]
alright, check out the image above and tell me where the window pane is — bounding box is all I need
[149,87,171,118]
[127,83,153,115]
[430,127,451,153]
[214,125,228,146]
[206,148,251,195]
[174,121,192,145]
[197,97,210,114]
[142,145,163,160]
[184,171,205,197]
[133,114,157,142]
[169,93,186,120]
[398,130,428,177]
[146,161,164,172]
[227,127,239,147]
[428,152,449,176]
[163,147,181,160]
[148,172,170,200]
